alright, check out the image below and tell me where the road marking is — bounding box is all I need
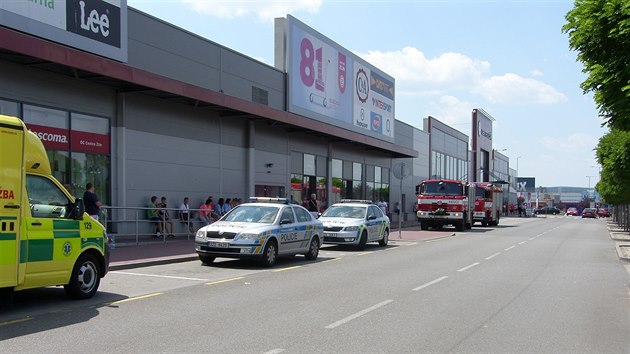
[412,276,448,291]
[110,271,208,281]
[518,241,527,245]
[0,317,32,327]
[504,246,516,251]
[457,262,480,272]
[263,349,285,354]
[485,252,501,260]
[325,299,393,329]
[272,265,302,272]
[321,258,341,263]
[528,237,536,241]
[357,251,374,256]
[206,277,244,286]
[111,292,162,304]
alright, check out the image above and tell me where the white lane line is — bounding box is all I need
[504,246,516,251]
[325,299,393,329]
[485,252,501,260]
[412,276,448,291]
[528,237,536,241]
[110,271,208,281]
[518,241,527,245]
[457,262,480,272]
[263,349,285,354]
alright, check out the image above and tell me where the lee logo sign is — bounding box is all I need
[66,0,121,48]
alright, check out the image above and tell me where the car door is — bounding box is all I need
[366,206,381,241]
[277,206,297,254]
[292,206,313,252]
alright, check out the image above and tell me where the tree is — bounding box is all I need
[595,129,630,203]
[563,0,630,130]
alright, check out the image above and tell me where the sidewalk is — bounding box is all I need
[108,219,450,270]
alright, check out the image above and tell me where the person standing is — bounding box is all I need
[83,182,102,220]
[308,193,320,219]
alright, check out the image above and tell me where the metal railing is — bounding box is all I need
[100,206,213,248]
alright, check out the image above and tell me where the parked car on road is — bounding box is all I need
[581,208,597,218]
[566,207,578,216]
[319,199,390,250]
[534,206,561,215]
[194,197,323,267]
[597,208,610,218]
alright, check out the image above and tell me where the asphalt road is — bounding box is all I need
[2,216,629,353]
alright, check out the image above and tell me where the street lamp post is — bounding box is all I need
[586,175,595,206]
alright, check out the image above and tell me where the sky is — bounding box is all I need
[127,0,606,188]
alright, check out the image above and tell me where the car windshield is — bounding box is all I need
[321,205,366,219]
[222,205,279,224]
[584,208,596,213]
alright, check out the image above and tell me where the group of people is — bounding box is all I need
[147,195,243,238]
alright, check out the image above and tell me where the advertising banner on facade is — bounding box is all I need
[279,15,395,142]
[0,0,128,62]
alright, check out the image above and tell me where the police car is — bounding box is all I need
[319,199,390,250]
[195,197,323,267]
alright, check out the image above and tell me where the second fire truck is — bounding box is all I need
[471,182,504,226]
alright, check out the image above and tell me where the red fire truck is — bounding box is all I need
[471,182,504,226]
[416,179,474,231]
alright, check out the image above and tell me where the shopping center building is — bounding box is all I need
[0,2,512,225]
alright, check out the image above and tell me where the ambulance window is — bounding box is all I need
[25,175,70,218]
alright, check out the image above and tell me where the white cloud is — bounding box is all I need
[540,133,597,152]
[181,0,322,21]
[473,73,567,105]
[530,69,544,77]
[358,47,567,106]
[425,95,475,129]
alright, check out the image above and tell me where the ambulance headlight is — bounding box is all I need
[239,233,261,240]
[344,226,360,231]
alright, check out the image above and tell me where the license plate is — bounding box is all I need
[324,232,336,237]
[209,241,229,248]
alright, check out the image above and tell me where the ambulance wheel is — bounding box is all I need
[379,229,389,247]
[65,253,100,300]
[305,237,320,260]
[357,231,368,250]
[199,255,216,265]
[261,239,278,267]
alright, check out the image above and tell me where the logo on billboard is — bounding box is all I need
[371,112,382,133]
[66,0,121,48]
[338,52,346,94]
[356,69,369,103]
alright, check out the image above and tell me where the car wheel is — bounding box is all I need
[305,237,320,260]
[261,239,278,267]
[64,253,101,300]
[379,229,389,247]
[357,231,368,250]
[199,255,216,265]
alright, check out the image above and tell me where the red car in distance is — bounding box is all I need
[597,208,610,217]
[566,207,578,216]
[581,208,597,218]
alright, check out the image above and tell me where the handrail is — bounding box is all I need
[99,205,214,248]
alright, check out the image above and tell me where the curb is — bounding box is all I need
[614,242,630,262]
[110,254,199,271]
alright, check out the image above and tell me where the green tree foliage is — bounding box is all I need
[563,0,630,130]
[595,129,630,203]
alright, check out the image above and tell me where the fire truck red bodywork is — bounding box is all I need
[471,182,504,226]
[416,179,474,231]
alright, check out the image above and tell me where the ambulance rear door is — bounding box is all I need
[0,118,24,288]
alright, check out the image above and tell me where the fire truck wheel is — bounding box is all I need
[420,221,428,230]
[481,221,488,227]
[456,219,465,232]
[357,231,368,250]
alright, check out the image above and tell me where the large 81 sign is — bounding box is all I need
[299,38,346,95]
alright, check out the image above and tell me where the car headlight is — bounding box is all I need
[239,233,261,240]
[344,226,360,231]
[195,230,206,240]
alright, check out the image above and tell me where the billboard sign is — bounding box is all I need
[0,0,128,62]
[279,15,394,142]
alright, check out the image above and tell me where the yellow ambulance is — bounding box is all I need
[0,115,109,303]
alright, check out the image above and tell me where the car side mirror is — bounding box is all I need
[72,198,85,220]
[280,219,293,225]
[368,215,377,220]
